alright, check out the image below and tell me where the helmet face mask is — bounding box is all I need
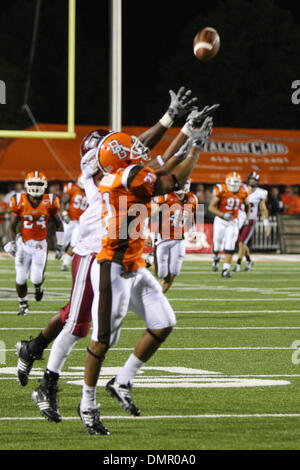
[25,171,47,197]
[175,179,191,197]
[225,172,241,193]
[247,172,260,188]
[80,129,111,158]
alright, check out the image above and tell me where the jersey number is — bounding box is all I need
[23,214,46,230]
[73,194,88,211]
[226,197,240,211]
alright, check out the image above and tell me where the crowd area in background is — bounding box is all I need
[0,181,300,250]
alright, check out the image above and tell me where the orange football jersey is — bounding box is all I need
[96,164,157,272]
[63,182,88,221]
[154,192,198,240]
[10,193,60,242]
[212,183,248,219]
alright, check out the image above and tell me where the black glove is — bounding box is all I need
[167,86,198,121]
[55,245,64,260]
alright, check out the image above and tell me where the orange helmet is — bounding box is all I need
[97,132,151,174]
[25,171,48,197]
[225,171,241,193]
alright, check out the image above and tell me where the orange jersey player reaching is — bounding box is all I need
[152,179,197,292]
[5,171,64,316]
[60,176,89,271]
[208,172,250,277]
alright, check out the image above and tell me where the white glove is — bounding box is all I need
[80,149,99,177]
[189,116,214,150]
[173,139,192,161]
[167,86,198,121]
[187,104,220,128]
[4,241,17,257]
[222,213,233,222]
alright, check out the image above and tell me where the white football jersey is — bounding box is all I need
[73,176,103,256]
[246,187,268,220]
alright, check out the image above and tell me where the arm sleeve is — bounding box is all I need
[9,195,19,216]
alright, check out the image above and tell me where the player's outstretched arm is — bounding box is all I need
[138,86,197,150]
[260,199,270,236]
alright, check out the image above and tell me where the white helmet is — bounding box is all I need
[225,172,241,193]
[175,179,191,197]
[25,171,48,197]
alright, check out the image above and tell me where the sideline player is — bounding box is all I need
[78,115,213,435]
[208,172,250,277]
[234,172,269,272]
[60,175,88,271]
[4,171,64,315]
[152,180,198,292]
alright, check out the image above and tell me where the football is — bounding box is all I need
[193,27,220,61]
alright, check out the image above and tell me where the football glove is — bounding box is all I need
[167,86,198,121]
[4,241,17,257]
[189,116,214,150]
[173,139,192,161]
[61,211,70,224]
[80,150,99,178]
[222,213,233,222]
[187,103,220,128]
[55,245,64,260]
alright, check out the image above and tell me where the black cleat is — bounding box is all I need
[32,383,62,423]
[221,269,232,278]
[77,402,110,435]
[34,286,44,302]
[106,377,140,416]
[18,302,29,316]
[212,262,219,271]
[16,340,42,386]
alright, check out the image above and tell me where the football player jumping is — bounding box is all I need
[208,172,250,277]
[5,171,64,315]
[234,172,270,272]
[152,179,198,293]
[60,175,89,271]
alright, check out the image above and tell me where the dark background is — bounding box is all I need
[1,0,300,130]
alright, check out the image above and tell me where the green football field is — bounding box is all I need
[0,255,300,450]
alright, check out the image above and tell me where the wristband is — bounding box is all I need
[263,219,270,226]
[159,112,173,128]
[181,122,190,136]
[156,155,164,167]
[56,231,65,246]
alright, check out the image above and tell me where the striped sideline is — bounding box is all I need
[1,413,300,421]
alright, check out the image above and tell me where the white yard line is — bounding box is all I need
[1,309,300,315]
[0,346,296,352]
[167,298,300,301]
[1,326,300,331]
[1,413,300,421]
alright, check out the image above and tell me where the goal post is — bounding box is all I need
[0,0,76,139]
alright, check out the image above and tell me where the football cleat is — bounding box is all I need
[16,340,42,386]
[212,261,219,272]
[34,286,44,302]
[77,402,110,435]
[32,383,62,423]
[221,269,232,278]
[106,377,140,416]
[18,302,29,316]
[245,260,254,271]
[233,264,241,272]
[60,264,69,272]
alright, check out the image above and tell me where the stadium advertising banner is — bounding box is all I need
[1,124,300,183]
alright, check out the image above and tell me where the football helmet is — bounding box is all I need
[175,179,191,197]
[97,132,151,174]
[247,171,260,187]
[25,171,47,197]
[80,129,111,158]
[77,174,85,190]
[225,171,241,193]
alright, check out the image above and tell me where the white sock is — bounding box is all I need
[18,296,28,303]
[47,330,79,374]
[81,383,97,411]
[223,263,231,271]
[116,353,145,385]
[62,253,72,267]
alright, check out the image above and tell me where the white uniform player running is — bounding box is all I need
[234,172,269,272]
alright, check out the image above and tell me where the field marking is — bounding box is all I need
[1,309,300,315]
[1,326,300,331]
[168,298,300,301]
[0,346,296,352]
[2,413,300,421]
